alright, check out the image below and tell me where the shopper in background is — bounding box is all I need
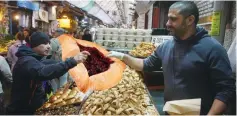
[7,32,90,114]
[0,55,12,113]
[7,32,26,71]
[73,31,81,39]
[25,27,38,47]
[23,28,30,43]
[49,28,69,93]
[108,1,236,115]
[82,29,92,42]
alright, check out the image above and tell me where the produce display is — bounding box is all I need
[35,82,85,114]
[0,39,15,54]
[35,104,79,115]
[129,42,156,58]
[80,67,159,115]
[78,43,114,76]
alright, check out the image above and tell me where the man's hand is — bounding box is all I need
[107,51,125,60]
[73,51,90,63]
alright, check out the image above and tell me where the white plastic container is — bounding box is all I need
[144,36,151,42]
[119,42,126,48]
[104,34,112,40]
[134,42,140,47]
[135,36,144,42]
[126,43,134,48]
[119,35,126,41]
[127,29,135,35]
[96,34,104,40]
[126,35,135,41]
[112,36,119,40]
[136,29,145,35]
[111,28,119,34]
[103,41,109,46]
[119,28,126,35]
[144,29,152,35]
[97,28,104,34]
[104,28,112,34]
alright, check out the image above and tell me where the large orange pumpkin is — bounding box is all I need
[58,34,126,92]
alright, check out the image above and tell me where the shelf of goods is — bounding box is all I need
[35,67,159,115]
[94,28,152,53]
[0,39,16,56]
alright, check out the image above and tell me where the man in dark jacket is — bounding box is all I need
[82,29,92,42]
[108,1,236,115]
[7,32,90,114]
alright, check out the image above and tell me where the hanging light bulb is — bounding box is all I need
[14,15,19,20]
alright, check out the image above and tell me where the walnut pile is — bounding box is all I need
[80,67,157,115]
[129,42,156,58]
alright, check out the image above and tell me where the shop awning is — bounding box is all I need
[66,0,115,25]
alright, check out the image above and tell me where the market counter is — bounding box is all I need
[35,67,160,115]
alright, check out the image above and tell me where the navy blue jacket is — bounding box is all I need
[144,27,236,114]
[7,45,77,114]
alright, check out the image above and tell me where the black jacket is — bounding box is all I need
[7,45,77,114]
[82,34,92,42]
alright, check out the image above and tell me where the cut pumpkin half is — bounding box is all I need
[58,34,126,92]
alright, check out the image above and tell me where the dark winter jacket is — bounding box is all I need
[143,27,236,114]
[82,34,92,42]
[7,45,77,114]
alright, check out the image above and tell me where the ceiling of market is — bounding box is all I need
[67,0,153,26]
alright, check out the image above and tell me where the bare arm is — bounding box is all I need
[207,99,227,115]
[122,54,144,71]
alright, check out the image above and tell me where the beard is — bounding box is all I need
[168,21,188,39]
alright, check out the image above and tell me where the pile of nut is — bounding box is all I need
[35,82,84,114]
[129,42,156,58]
[80,67,158,115]
[35,104,79,115]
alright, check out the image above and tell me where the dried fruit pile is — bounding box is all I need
[78,43,114,76]
[80,67,158,115]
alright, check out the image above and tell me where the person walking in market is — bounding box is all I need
[6,32,90,115]
[49,28,69,93]
[82,29,92,42]
[0,56,12,114]
[108,1,236,115]
[7,31,26,71]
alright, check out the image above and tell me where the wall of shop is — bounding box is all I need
[137,13,145,29]
[147,5,153,29]
[223,1,236,50]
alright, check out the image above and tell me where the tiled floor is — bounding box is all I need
[149,90,165,115]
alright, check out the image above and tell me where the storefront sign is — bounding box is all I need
[58,19,71,28]
[48,6,57,20]
[39,9,49,23]
[210,11,221,36]
[17,1,39,11]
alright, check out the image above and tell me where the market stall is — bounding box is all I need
[0,39,15,57]
[35,34,159,115]
[35,67,159,115]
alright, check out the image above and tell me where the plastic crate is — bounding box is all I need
[151,36,173,47]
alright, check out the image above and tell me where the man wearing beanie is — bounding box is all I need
[7,32,90,114]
